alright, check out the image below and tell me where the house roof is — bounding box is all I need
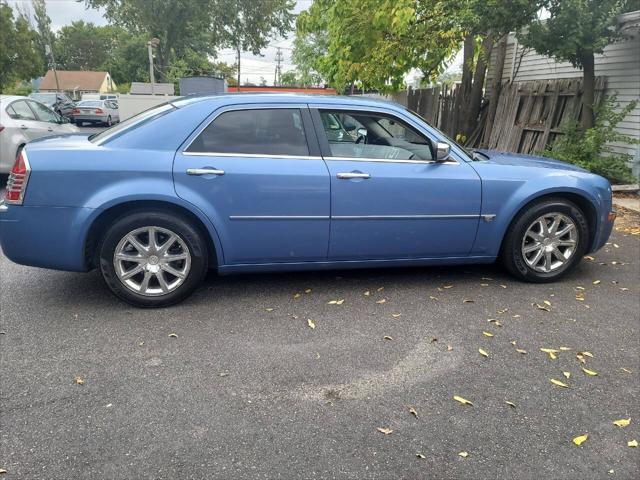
[130,82,175,95]
[39,70,109,91]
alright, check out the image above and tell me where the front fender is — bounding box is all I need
[471,165,610,256]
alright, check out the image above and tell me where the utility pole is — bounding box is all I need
[147,38,159,95]
[275,47,283,86]
[236,41,241,92]
[45,44,60,92]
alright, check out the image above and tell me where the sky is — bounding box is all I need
[8,0,456,86]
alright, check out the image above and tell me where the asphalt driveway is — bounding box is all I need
[0,210,638,479]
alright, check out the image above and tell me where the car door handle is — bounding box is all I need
[337,172,371,179]
[20,125,28,130]
[47,127,53,132]
[186,168,225,176]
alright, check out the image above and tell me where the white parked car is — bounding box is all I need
[0,95,78,173]
[72,99,120,126]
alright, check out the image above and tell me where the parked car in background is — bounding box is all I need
[0,95,78,173]
[81,93,119,102]
[28,92,76,119]
[72,100,120,126]
[0,94,615,307]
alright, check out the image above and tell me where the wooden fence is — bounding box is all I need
[378,77,606,154]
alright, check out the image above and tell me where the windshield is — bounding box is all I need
[406,108,472,162]
[90,102,176,144]
[77,101,102,107]
[30,93,56,103]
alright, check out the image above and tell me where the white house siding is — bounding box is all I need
[487,29,640,175]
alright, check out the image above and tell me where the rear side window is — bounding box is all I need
[7,101,36,121]
[187,108,309,157]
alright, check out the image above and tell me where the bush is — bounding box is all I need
[542,95,638,184]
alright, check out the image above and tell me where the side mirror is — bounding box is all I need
[435,142,451,162]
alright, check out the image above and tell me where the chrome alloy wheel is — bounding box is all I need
[113,226,191,296]
[521,213,578,273]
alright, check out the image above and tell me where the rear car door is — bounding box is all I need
[311,105,482,260]
[173,105,331,265]
[6,100,42,141]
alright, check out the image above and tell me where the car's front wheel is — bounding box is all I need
[99,211,208,307]
[501,198,589,282]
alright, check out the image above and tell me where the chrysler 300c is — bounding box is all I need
[0,95,615,307]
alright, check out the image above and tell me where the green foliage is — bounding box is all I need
[296,0,543,92]
[31,0,54,75]
[56,21,113,70]
[4,82,33,96]
[518,0,632,69]
[542,96,638,184]
[85,0,295,81]
[279,71,299,87]
[0,4,42,92]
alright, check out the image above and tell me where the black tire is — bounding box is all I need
[76,120,83,127]
[106,115,112,127]
[98,211,208,307]
[501,198,590,282]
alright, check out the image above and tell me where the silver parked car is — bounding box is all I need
[72,100,120,126]
[0,95,78,173]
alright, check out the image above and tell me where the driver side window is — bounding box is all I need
[318,110,434,161]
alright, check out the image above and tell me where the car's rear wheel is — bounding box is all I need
[501,198,589,282]
[106,115,112,127]
[98,211,208,307]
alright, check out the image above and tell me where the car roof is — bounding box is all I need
[173,93,406,112]
[1,95,31,102]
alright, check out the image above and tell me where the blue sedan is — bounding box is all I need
[0,94,616,307]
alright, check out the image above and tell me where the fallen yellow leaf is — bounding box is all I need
[383,335,393,341]
[307,319,316,329]
[544,300,552,306]
[563,371,571,379]
[391,313,402,318]
[458,451,468,458]
[479,348,489,357]
[416,453,426,459]
[168,333,178,338]
[628,439,638,447]
[613,418,631,428]
[581,351,594,358]
[409,406,418,418]
[584,256,595,261]
[453,395,473,406]
[376,299,386,304]
[534,303,550,312]
[515,348,528,354]
[582,367,598,376]
[541,348,560,353]
[0,469,7,475]
[377,427,393,435]
[363,291,370,296]
[447,345,453,351]
[463,299,475,304]
[505,401,516,408]
[442,285,453,289]
[551,378,569,388]
[573,434,588,446]
[75,376,84,385]
[482,331,494,337]
[593,280,601,285]
[293,293,301,299]
[560,347,571,351]
[336,299,345,305]
[265,308,274,312]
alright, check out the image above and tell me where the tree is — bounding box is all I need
[31,0,54,75]
[56,21,113,71]
[279,71,299,87]
[292,29,327,86]
[85,0,295,82]
[519,0,633,130]
[0,4,42,92]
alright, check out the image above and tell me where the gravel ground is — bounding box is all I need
[0,209,638,480]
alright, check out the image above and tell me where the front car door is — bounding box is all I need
[173,104,330,265]
[27,100,65,136]
[311,105,482,260]
[5,100,43,141]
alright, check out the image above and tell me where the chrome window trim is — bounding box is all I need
[182,103,311,156]
[183,151,322,160]
[324,156,458,165]
[230,215,329,220]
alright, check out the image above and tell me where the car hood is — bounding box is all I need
[474,149,588,173]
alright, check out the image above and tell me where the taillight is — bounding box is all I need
[72,108,80,114]
[95,108,104,114]
[4,150,31,205]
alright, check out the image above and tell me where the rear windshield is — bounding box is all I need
[89,102,176,144]
[30,93,56,102]
[78,101,102,107]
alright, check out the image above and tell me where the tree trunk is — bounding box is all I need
[465,33,494,139]
[582,50,595,130]
[453,34,475,139]
[481,34,508,148]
